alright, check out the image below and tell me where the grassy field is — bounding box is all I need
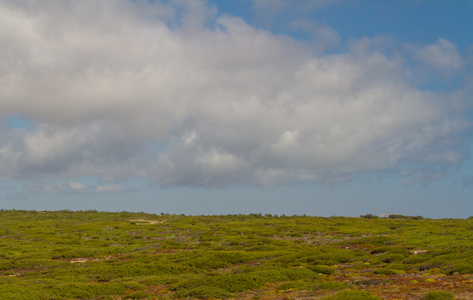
[1,210,473,299]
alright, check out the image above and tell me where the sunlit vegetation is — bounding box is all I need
[1,210,472,299]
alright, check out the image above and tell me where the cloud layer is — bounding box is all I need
[26,181,131,195]
[0,0,471,189]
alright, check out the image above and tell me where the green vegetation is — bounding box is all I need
[420,291,455,300]
[0,210,472,299]
[321,290,381,300]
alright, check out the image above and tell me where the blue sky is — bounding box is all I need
[1,0,472,218]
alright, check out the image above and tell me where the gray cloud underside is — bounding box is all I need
[25,181,132,195]
[0,0,471,188]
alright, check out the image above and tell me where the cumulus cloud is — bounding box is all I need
[405,38,463,76]
[0,121,149,181]
[0,0,471,189]
[289,19,340,51]
[249,0,341,51]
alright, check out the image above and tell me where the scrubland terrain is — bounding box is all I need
[1,210,472,299]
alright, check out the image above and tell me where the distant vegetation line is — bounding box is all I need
[2,209,471,220]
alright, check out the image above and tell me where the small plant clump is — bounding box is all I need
[0,210,472,299]
[420,291,455,300]
[321,290,381,299]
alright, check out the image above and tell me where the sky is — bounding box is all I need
[1,0,472,218]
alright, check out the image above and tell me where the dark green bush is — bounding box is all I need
[419,258,450,272]
[408,216,424,220]
[403,254,430,265]
[360,214,378,219]
[310,255,339,266]
[387,214,423,220]
[280,267,319,280]
[380,254,406,263]
[445,261,473,275]
[388,214,406,219]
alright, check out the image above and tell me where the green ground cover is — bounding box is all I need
[0,210,472,299]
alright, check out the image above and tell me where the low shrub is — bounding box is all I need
[420,291,455,300]
[124,291,152,299]
[313,281,352,291]
[360,214,378,219]
[403,254,430,265]
[52,282,127,299]
[172,286,232,299]
[357,236,394,246]
[134,275,179,286]
[280,267,319,280]
[308,265,335,275]
[173,271,288,294]
[120,281,147,291]
[211,273,267,293]
[380,254,406,264]
[388,214,406,219]
[445,261,473,275]
[187,256,228,270]
[322,290,380,299]
[374,268,404,275]
[276,280,311,290]
[387,214,423,220]
[420,258,450,272]
[385,263,407,272]
[305,250,350,266]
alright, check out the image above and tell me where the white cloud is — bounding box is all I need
[290,19,340,51]
[0,0,471,189]
[0,122,149,181]
[249,0,341,51]
[405,38,463,75]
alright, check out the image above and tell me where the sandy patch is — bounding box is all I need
[129,219,167,225]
